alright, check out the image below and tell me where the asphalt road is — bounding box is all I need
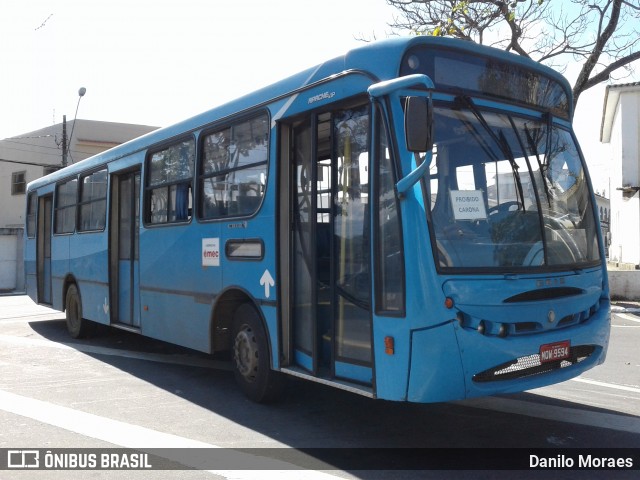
[0,295,638,479]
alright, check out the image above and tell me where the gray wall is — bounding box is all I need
[0,228,24,292]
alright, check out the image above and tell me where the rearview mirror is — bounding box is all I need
[405,96,434,153]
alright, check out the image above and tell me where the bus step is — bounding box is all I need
[280,367,374,398]
[111,323,141,334]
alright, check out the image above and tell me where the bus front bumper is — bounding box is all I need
[406,299,610,403]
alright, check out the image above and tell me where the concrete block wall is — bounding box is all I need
[608,269,640,301]
[0,229,24,292]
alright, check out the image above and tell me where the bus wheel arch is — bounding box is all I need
[61,274,77,310]
[211,288,284,402]
[231,302,285,402]
[210,288,253,353]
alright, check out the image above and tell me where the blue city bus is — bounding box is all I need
[24,37,610,403]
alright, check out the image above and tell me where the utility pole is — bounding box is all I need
[61,115,68,167]
[61,87,86,168]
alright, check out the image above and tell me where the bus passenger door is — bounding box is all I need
[37,195,53,305]
[291,119,318,373]
[284,106,373,385]
[110,170,141,328]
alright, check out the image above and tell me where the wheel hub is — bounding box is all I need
[234,325,258,381]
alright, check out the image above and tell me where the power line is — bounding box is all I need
[2,138,61,152]
[1,139,103,159]
[6,134,54,140]
[0,157,61,168]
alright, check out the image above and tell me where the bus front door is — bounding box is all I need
[37,195,53,305]
[110,171,141,328]
[291,119,318,373]
[287,107,373,385]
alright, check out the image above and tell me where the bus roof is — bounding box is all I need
[27,36,572,191]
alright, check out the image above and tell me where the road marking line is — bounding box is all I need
[0,313,65,323]
[0,334,232,371]
[0,389,339,479]
[614,313,640,323]
[457,396,640,434]
[611,306,640,313]
[571,377,640,394]
[0,388,213,448]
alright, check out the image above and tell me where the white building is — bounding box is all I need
[0,120,157,292]
[600,82,640,268]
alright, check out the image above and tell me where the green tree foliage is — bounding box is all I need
[384,0,640,104]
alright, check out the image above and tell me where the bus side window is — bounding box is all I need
[199,113,268,220]
[54,178,78,234]
[146,139,195,225]
[78,168,107,232]
[376,108,405,313]
[26,192,37,237]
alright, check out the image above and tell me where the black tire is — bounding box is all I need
[65,284,90,339]
[232,303,285,403]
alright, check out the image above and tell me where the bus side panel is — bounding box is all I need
[219,213,279,368]
[407,323,466,402]
[138,224,221,353]
[373,178,459,401]
[139,290,213,352]
[261,305,279,370]
[371,317,411,401]
[69,232,110,325]
[50,235,70,311]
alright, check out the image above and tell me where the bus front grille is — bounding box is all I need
[472,345,596,383]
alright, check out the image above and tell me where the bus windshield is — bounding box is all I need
[427,102,601,271]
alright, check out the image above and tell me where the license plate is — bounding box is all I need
[540,340,571,363]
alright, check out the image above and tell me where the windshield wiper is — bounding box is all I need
[524,122,552,207]
[456,95,525,209]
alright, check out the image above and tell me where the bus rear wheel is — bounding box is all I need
[232,303,284,403]
[65,284,90,339]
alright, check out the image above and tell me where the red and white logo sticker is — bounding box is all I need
[202,238,220,267]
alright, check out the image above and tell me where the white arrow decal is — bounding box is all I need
[260,269,275,298]
[103,297,109,315]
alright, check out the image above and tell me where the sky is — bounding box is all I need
[1,0,635,195]
[0,0,396,136]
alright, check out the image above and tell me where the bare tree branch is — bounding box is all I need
[579,50,640,93]
[573,0,622,102]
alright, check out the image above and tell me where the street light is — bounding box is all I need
[62,87,87,167]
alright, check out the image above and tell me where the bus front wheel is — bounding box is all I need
[65,284,89,339]
[232,303,284,403]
